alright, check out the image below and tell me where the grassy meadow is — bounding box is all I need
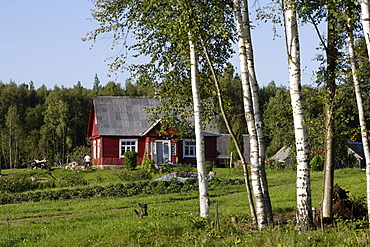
[0,167,368,246]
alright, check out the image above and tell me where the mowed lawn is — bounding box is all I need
[0,167,368,246]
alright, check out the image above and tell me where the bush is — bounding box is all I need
[116,169,152,182]
[158,164,173,174]
[265,159,286,170]
[205,161,213,174]
[0,177,245,205]
[124,151,138,170]
[176,163,194,172]
[140,158,157,173]
[0,177,37,193]
[310,151,324,171]
[58,174,88,187]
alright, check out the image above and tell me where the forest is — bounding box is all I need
[1,59,368,169]
[0,76,155,169]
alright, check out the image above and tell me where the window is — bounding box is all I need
[183,139,196,157]
[119,139,138,158]
[171,143,176,155]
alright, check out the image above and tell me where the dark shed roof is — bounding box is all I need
[348,142,364,160]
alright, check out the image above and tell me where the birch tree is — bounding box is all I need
[283,0,313,232]
[189,34,210,217]
[88,0,235,217]
[241,0,273,226]
[355,1,370,224]
[296,0,341,223]
[361,0,370,57]
[233,0,267,229]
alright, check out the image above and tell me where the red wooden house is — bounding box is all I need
[87,96,220,169]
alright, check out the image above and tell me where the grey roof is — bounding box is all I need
[94,96,159,136]
[93,96,220,137]
[271,146,291,161]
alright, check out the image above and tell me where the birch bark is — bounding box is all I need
[322,11,336,223]
[348,13,370,224]
[241,0,273,226]
[200,41,257,225]
[233,0,266,230]
[189,34,210,218]
[361,0,370,58]
[283,0,312,232]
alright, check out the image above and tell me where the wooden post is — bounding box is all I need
[214,203,220,231]
[229,152,233,168]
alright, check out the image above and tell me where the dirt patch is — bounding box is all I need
[314,183,365,226]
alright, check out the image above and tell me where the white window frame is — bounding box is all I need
[93,140,97,159]
[119,139,138,158]
[171,143,176,156]
[97,139,101,159]
[183,139,196,158]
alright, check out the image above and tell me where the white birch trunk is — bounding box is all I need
[234,0,266,230]
[361,0,370,59]
[348,15,370,224]
[322,11,336,222]
[284,1,312,232]
[200,40,257,224]
[241,0,273,226]
[189,34,210,218]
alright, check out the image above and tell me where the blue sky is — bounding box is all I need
[0,0,323,90]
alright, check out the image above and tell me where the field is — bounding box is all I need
[0,167,368,246]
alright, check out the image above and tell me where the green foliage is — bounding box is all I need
[116,169,152,182]
[87,0,235,138]
[310,151,324,171]
[0,177,36,193]
[0,175,243,205]
[227,118,244,162]
[265,159,286,171]
[123,151,138,170]
[140,157,157,173]
[0,82,92,168]
[158,164,174,174]
[263,86,294,157]
[58,174,88,187]
[205,161,213,174]
[175,163,194,172]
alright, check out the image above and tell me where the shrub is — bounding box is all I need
[158,164,173,174]
[140,158,157,173]
[0,177,37,193]
[124,151,138,170]
[0,177,245,205]
[310,151,324,171]
[205,161,213,174]
[176,163,194,172]
[116,169,152,182]
[58,174,88,187]
[265,159,286,170]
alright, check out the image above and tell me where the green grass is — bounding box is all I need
[0,168,368,246]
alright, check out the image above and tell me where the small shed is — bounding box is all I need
[271,146,291,163]
[348,142,365,168]
[216,134,250,167]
